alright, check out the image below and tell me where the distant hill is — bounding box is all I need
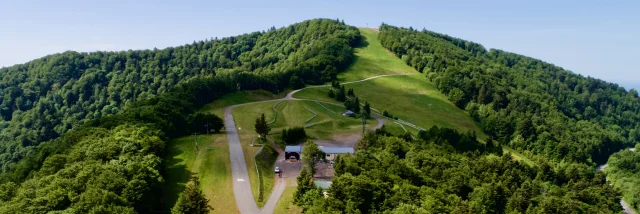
[0,19,361,213]
[379,24,640,164]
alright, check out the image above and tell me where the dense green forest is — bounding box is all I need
[378,24,640,164]
[0,19,361,212]
[0,19,360,177]
[295,130,622,213]
[605,146,640,211]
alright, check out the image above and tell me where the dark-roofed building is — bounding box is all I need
[285,146,302,160]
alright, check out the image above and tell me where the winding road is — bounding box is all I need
[224,74,413,213]
[597,147,637,214]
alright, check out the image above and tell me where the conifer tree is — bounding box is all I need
[294,168,316,205]
[336,86,346,102]
[364,101,371,117]
[354,97,361,113]
[255,114,271,139]
[172,177,212,214]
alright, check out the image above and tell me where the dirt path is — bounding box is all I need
[225,74,404,213]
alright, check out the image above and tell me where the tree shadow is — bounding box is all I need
[160,148,197,211]
[355,34,370,48]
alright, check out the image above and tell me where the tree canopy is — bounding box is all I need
[300,131,622,213]
[172,177,212,214]
[605,149,640,211]
[379,24,639,164]
[0,19,362,212]
[0,18,361,179]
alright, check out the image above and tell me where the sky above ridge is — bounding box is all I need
[1,0,639,90]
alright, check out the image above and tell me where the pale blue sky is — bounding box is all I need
[1,0,639,89]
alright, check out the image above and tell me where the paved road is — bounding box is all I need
[260,147,302,214]
[597,147,637,214]
[373,115,385,130]
[225,74,409,213]
[225,106,261,214]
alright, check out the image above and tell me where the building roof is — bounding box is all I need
[314,180,332,190]
[285,146,302,153]
[319,146,354,154]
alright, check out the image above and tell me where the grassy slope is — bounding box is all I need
[295,75,485,138]
[241,100,377,141]
[338,28,416,82]
[163,133,237,213]
[296,29,485,136]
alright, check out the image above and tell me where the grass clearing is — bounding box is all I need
[273,183,303,214]
[235,100,377,142]
[338,28,416,82]
[162,133,237,213]
[295,75,485,139]
[296,28,483,138]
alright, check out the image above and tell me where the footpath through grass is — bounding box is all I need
[162,133,237,213]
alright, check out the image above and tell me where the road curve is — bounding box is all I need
[225,74,407,213]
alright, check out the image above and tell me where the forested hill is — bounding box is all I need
[0,19,360,173]
[379,24,640,164]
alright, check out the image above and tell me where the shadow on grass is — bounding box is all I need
[355,34,370,48]
[161,147,197,211]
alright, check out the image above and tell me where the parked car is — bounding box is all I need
[275,166,281,173]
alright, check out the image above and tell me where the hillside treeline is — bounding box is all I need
[379,24,639,164]
[295,131,621,213]
[0,19,361,212]
[0,19,360,176]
